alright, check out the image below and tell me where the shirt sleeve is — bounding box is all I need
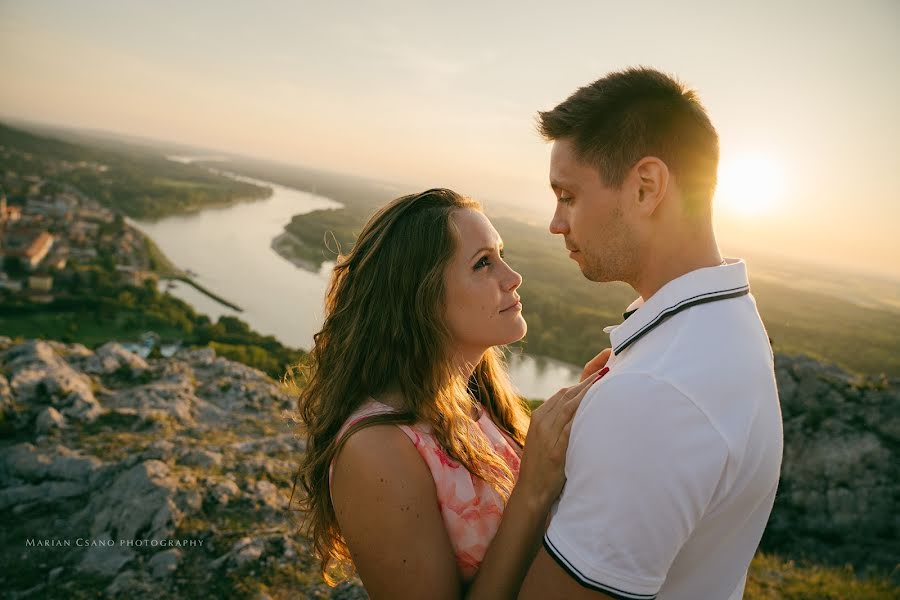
[543,371,728,600]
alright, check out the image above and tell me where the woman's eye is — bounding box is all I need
[474,256,490,269]
[559,196,573,204]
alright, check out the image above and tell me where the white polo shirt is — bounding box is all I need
[544,259,783,600]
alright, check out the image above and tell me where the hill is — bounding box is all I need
[0,123,271,219]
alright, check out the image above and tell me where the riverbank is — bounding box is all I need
[270,231,325,273]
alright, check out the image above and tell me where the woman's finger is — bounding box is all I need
[535,370,600,425]
[554,419,574,454]
[550,373,598,433]
[581,348,612,381]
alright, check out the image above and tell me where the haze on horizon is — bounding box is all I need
[1,0,899,280]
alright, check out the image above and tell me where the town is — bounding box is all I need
[0,144,157,304]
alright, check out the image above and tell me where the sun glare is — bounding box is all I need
[714,155,784,218]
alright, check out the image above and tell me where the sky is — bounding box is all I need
[1,0,899,280]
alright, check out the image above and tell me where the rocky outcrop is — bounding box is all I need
[763,354,899,572]
[0,336,363,599]
[5,339,102,424]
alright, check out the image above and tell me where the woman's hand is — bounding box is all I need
[516,372,603,512]
[581,347,611,381]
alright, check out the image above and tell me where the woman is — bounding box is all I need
[290,188,603,599]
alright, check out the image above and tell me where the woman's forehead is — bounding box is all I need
[452,209,502,249]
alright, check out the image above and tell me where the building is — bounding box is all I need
[27,273,53,292]
[0,275,23,292]
[0,191,19,223]
[1,229,55,269]
[24,196,76,221]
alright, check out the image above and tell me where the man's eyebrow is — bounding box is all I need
[469,241,504,261]
[550,180,567,193]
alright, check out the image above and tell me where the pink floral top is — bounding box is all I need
[330,399,523,582]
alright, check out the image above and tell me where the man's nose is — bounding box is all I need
[549,208,569,235]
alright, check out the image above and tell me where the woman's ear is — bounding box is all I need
[633,157,669,216]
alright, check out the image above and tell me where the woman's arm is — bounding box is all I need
[331,424,462,600]
[331,373,602,600]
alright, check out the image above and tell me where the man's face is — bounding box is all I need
[548,138,637,282]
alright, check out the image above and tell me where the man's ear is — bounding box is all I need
[633,157,669,216]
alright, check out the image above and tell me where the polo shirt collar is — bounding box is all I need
[608,258,750,356]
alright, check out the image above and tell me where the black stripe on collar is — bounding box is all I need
[613,286,750,356]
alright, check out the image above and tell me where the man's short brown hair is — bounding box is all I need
[538,67,720,207]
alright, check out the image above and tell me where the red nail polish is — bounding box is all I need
[593,367,610,382]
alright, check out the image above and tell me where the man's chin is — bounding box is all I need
[580,264,610,283]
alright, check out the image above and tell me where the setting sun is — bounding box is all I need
[715,155,784,218]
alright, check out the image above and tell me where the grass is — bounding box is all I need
[0,311,185,347]
[141,231,182,276]
[746,552,899,599]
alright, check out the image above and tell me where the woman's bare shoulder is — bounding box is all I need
[330,424,460,598]
[332,424,432,497]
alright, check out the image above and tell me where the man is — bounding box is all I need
[517,68,783,599]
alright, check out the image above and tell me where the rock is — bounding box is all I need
[231,433,303,454]
[177,448,223,468]
[76,460,187,542]
[209,478,241,505]
[147,548,182,579]
[0,338,329,595]
[253,479,281,509]
[0,373,12,412]
[177,488,203,513]
[104,374,197,425]
[141,439,176,461]
[35,406,66,433]
[6,340,102,422]
[0,480,89,511]
[331,580,370,600]
[194,359,293,413]
[0,443,103,484]
[767,353,899,570]
[244,456,293,481]
[175,346,217,366]
[84,342,149,375]
[78,534,135,577]
[105,569,138,597]
[210,536,266,569]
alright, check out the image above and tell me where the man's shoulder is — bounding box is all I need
[622,295,774,386]
[580,370,723,437]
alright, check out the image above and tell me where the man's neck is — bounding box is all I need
[631,233,723,301]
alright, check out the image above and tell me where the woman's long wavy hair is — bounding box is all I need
[286,188,530,585]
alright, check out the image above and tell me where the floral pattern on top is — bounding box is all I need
[329,399,523,582]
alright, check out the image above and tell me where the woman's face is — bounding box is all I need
[443,209,526,361]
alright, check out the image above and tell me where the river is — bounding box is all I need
[132,160,582,399]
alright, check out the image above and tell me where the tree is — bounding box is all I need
[2,255,26,278]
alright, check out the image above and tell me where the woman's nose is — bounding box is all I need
[504,265,523,291]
